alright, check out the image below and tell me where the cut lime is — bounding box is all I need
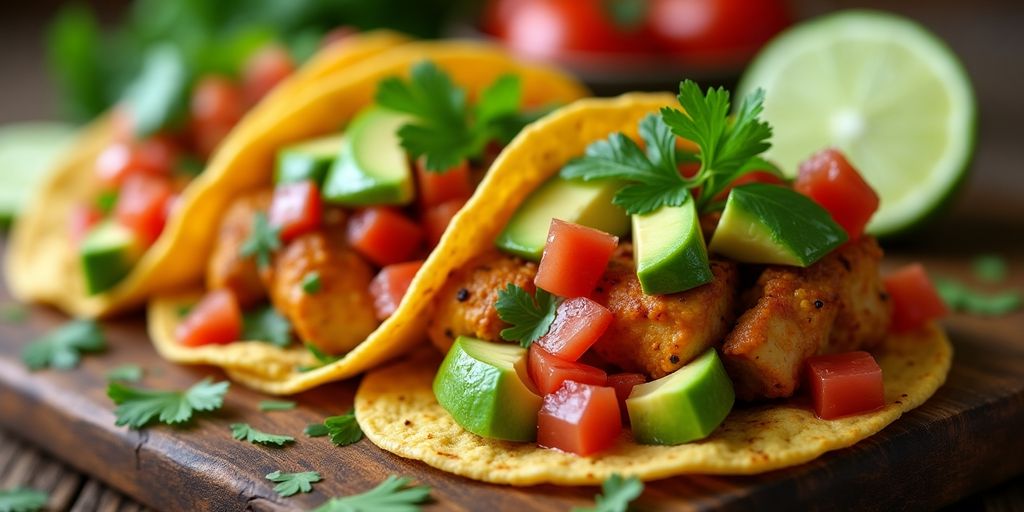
[0,122,77,221]
[737,10,976,236]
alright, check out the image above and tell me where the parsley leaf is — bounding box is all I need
[495,284,560,347]
[106,364,143,383]
[108,378,229,429]
[573,474,644,512]
[0,488,48,512]
[312,475,431,512]
[324,410,363,446]
[304,423,330,437]
[302,271,322,294]
[240,212,281,270]
[241,306,293,348]
[266,470,322,497]
[259,400,296,412]
[230,423,295,446]
[22,320,105,371]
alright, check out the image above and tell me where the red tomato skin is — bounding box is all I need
[647,0,791,65]
[806,351,884,420]
[491,0,654,58]
[884,263,949,332]
[95,136,178,188]
[115,174,174,246]
[369,260,424,320]
[69,203,103,246]
[606,372,646,423]
[190,75,245,157]
[176,289,243,347]
[535,219,618,298]
[416,158,473,208]
[242,45,295,106]
[535,297,613,361]
[529,344,607,395]
[423,199,466,247]
[268,181,323,242]
[795,148,880,240]
[537,380,622,456]
[346,207,424,267]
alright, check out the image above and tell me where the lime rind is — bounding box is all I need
[0,122,77,220]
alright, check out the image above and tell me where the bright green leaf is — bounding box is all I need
[22,320,106,371]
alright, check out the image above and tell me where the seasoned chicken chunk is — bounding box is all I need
[206,189,272,307]
[591,245,739,378]
[269,229,378,355]
[722,237,892,400]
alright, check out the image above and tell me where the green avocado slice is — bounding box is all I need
[79,220,144,295]
[633,200,712,295]
[321,107,414,206]
[274,133,346,185]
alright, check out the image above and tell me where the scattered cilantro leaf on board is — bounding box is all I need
[304,423,330,437]
[21,320,105,371]
[972,254,1008,283]
[324,411,363,446]
[259,400,297,412]
[108,378,228,429]
[0,488,48,512]
[106,364,144,383]
[230,423,295,447]
[240,212,281,270]
[496,284,559,347]
[242,306,293,348]
[934,277,1022,316]
[572,474,644,512]
[266,470,322,497]
[311,475,431,512]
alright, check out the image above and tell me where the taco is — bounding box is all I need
[5,31,410,318]
[145,41,589,394]
[352,91,953,484]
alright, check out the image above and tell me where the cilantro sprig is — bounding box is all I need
[572,474,644,512]
[231,423,295,446]
[259,400,296,412]
[0,488,48,512]
[312,475,431,512]
[22,320,105,371]
[375,61,525,172]
[495,284,560,348]
[266,470,322,497]
[108,378,229,429]
[303,411,362,445]
[240,212,281,270]
[241,305,293,348]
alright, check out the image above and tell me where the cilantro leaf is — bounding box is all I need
[259,400,296,412]
[123,45,190,137]
[312,475,431,512]
[0,488,48,512]
[972,254,1008,283]
[240,212,281,270]
[22,320,106,371]
[934,277,1022,316]
[324,410,363,446]
[266,470,322,497]
[242,306,293,348]
[302,271,322,294]
[231,423,295,446]
[573,474,644,512]
[108,378,229,429]
[304,423,330,437]
[495,284,560,347]
[106,364,144,383]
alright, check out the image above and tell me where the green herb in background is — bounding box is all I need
[259,399,297,412]
[312,475,431,512]
[304,422,330,437]
[573,474,644,512]
[324,411,363,446]
[972,254,1008,283]
[108,378,229,428]
[935,278,1022,316]
[231,423,296,446]
[106,364,144,383]
[21,320,106,371]
[0,487,48,512]
[241,305,293,348]
[266,470,322,497]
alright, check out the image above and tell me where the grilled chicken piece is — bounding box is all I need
[269,229,378,355]
[591,245,739,378]
[722,236,892,400]
[427,250,538,352]
[206,188,273,307]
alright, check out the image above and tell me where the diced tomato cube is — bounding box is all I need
[423,199,466,247]
[806,351,885,420]
[535,297,613,361]
[95,136,178,188]
[884,263,949,332]
[416,158,472,208]
[268,181,323,242]
[115,174,174,245]
[528,344,607,395]
[369,260,424,320]
[795,148,880,240]
[176,289,242,347]
[606,372,646,405]
[537,381,622,456]
[69,203,103,246]
[535,219,618,298]
[346,207,424,267]
[190,75,244,156]
[242,45,294,106]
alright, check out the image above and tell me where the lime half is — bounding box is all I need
[738,10,976,236]
[0,122,77,221]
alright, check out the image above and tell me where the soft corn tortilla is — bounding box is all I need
[146,42,589,394]
[4,31,410,318]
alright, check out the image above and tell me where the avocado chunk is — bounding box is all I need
[275,133,345,185]
[79,220,144,295]
[496,176,629,261]
[433,336,542,442]
[709,183,847,266]
[626,347,734,445]
[321,107,414,206]
[633,200,712,295]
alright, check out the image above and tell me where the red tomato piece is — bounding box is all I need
[190,75,245,156]
[805,351,884,420]
[537,380,622,456]
[884,263,949,332]
[795,148,880,240]
[647,0,791,65]
[346,207,424,267]
[416,158,472,208]
[535,297,613,361]
[535,219,618,298]
[606,372,646,423]
[95,136,178,188]
[268,181,323,242]
[488,0,654,58]
[528,344,607,395]
[115,174,174,245]
[176,289,243,347]
[369,260,424,321]
[242,45,295,106]
[69,203,103,246]
[423,199,466,247]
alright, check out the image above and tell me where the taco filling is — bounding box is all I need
[421,81,948,456]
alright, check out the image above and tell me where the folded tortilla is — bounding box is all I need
[4,31,410,318]
[349,94,953,484]
[146,41,589,394]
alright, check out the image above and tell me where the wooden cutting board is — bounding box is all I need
[1,225,1022,512]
